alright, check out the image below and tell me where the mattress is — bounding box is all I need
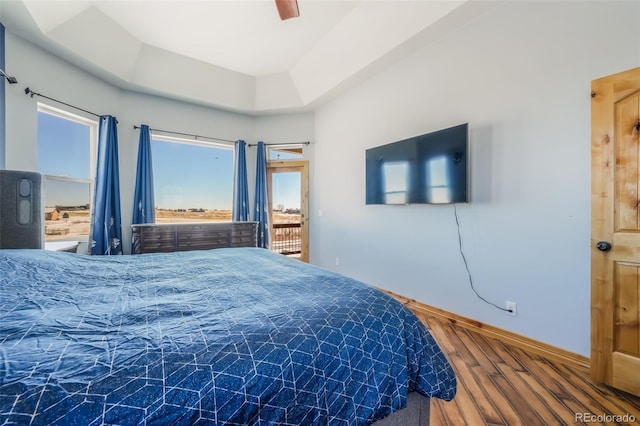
[0,247,455,425]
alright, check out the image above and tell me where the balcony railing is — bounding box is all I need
[271,222,301,256]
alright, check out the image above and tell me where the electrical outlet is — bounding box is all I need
[335,257,340,266]
[506,301,517,316]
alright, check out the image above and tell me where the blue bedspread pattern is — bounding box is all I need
[0,248,455,425]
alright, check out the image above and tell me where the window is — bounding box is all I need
[37,104,97,242]
[152,136,234,223]
[268,145,304,160]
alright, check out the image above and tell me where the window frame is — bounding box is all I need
[150,133,235,222]
[37,103,98,242]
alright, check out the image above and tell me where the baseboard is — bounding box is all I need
[379,288,590,371]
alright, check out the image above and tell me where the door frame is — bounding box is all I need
[267,160,309,262]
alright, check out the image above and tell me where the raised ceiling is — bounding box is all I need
[0,0,491,114]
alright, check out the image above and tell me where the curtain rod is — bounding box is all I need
[24,87,103,118]
[134,125,236,144]
[248,141,310,147]
[134,125,310,146]
[21,88,308,145]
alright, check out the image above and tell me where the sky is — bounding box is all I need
[37,111,302,211]
[152,139,234,210]
[38,112,90,180]
[272,171,300,211]
[38,111,91,207]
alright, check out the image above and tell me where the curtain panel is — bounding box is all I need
[253,141,269,248]
[90,115,123,255]
[131,124,155,253]
[232,140,249,221]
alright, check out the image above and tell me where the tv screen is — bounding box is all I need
[365,123,468,205]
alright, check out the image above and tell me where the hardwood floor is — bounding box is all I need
[412,312,640,426]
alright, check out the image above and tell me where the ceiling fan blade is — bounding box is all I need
[275,0,300,20]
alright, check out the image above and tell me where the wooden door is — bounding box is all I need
[267,160,309,262]
[591,66,640,396]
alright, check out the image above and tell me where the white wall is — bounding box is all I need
[254,113,314,146]
[5,34,121,173]
[311,1,640,356]
[3,33,313,254]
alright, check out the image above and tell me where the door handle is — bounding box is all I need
[596,241,612,252]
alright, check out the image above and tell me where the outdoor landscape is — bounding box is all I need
[45,207,301,253]
[44,206,91,241]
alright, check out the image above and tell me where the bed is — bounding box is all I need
[0,247,456,425]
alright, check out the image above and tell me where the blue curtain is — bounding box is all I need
[232,140,249,221]
[131,124,155,253]
[253,141,269,248]
[90,115,123,255]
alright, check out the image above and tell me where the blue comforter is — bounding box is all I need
[0,248,455,425]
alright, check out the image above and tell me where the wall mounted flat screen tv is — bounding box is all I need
[365,123,468,205]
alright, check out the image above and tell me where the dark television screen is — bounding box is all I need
[365,123,468,205]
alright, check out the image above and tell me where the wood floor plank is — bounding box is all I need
[415,309,640,426]
[549,361,640,420]
[447,352,503,424]
[506,347,599,419]
[434,395,466,425]
[558,396,601,425]
[517,370,581,425]
[466,329,506,365]
[427,399,448,426]
[491,339,527,373]
[455,328,501,375]
[509,346,575,400]
[536,360,602,413]
[469,365,522,425]
[448,367,487,425]
[495,363,564,425]
[489,373,543,425]
[421,315,459,356]
[430,317,480,369]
